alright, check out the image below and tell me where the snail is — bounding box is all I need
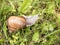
[7,14,39,32]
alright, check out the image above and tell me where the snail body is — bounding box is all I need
[7,15,39,32]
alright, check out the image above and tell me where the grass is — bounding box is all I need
[0,0,60,45]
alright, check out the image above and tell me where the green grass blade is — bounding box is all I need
[18,0,33,13]
[3,22,7,39]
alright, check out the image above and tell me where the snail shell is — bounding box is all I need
[7,16,26,32]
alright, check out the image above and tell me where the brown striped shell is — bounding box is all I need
[7,16,26,32]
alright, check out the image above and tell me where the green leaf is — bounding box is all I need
[20,42,25,45]
[18,0,33,13]
[46,2,55,14]
[32,31,39,42]
[0,39,4,44]
[3,22,7,39]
